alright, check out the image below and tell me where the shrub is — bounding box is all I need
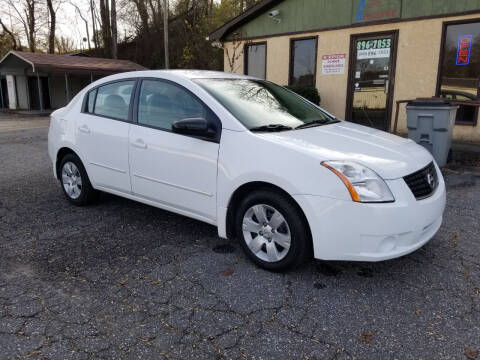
[286,86,321,105]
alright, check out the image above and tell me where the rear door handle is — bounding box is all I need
[78,124,90,134]
[131,139,147,149]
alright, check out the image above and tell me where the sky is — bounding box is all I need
[3,0,191,51]
[56,0,129,50]
[58,2,90,49]
[1,0,133,50]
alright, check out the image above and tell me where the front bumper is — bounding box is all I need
[294,169,446,261]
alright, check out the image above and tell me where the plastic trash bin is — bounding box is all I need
[406,99,458,167]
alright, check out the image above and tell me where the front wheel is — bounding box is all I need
[235,190,311,271]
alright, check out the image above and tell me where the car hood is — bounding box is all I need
[262,121,433,179]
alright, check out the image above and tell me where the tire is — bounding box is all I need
[59,153,98,206]
[235,189,311,271]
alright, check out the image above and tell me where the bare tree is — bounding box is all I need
[46,0,55,53]
[5,0,41,52]
[99,0,111,57]
[55,35,75,53]
[70,1,91,50]
[90,0,99,49]
[220,34,250,74]
[131,0,149,34]
[24,0,36,52]
[0,18,17,50]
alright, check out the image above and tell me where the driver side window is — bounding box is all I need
[138,79,206,130]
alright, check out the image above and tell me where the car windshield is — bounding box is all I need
[194,78,335,130]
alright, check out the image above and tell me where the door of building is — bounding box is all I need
[0,77,8,108]
[346,31,398,131]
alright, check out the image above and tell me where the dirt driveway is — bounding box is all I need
[0,114,479,359]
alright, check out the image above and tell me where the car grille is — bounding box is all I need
[403,162,438,200]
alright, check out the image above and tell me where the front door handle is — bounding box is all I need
[131,139,147,149]
[78,124,90,134]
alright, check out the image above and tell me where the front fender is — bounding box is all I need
[215,129,351,238]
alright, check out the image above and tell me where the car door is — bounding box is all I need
[76,79,136,193]
[129,78,220,222]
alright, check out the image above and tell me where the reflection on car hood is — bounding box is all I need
[263,121,433,179]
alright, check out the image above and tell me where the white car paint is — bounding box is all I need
[48,70,446,262]
[129,123,218,222]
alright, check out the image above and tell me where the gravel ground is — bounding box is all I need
[0,119,479,360]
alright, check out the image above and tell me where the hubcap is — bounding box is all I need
[61,162,82,199]
[242,204,291,263]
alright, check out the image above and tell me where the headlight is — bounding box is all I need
[321,161,394,203]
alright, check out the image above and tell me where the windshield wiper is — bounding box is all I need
[249,124,293,132]
[295,119,335,130]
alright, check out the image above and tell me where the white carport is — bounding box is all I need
[0,51,146,110]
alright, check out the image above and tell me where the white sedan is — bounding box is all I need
[48,70,446,271]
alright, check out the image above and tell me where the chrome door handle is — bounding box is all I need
[78,124,90,134]
[131,139,147,149]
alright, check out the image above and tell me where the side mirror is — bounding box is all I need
[172,118,214,138]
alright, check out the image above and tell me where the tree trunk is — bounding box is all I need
[147,0,159,32]
[46,0,55,53]
[111,0,117,59]
[99,0,111,57]
[25,0,36,52]
[85,21,91,50]
[90,0,98,50]
[163,0,169,69]
[133,0,149,34]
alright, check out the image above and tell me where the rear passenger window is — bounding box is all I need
[138,79,206,130]
[93,81,135,121]
[87,89,97,113]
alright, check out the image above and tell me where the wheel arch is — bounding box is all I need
[225,181,312,245]
[55,147,80,179]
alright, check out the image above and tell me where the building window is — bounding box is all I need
[245,43,266,79]
[289,37,318,87]
[438,20,480,125]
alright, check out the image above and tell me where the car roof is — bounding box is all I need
[121,69,256,80]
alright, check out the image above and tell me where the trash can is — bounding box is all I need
[406,99,458,167]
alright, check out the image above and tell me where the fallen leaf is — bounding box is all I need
[464,347,479,360]
[359,331,373,344]
[220,269,234,276]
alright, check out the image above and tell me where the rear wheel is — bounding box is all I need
[59,153,98,206]
[235,190,311,271]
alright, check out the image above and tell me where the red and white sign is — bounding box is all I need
[321,54,346,75]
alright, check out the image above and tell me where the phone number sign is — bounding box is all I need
[321,54,346,75]
[456,35,472,66]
